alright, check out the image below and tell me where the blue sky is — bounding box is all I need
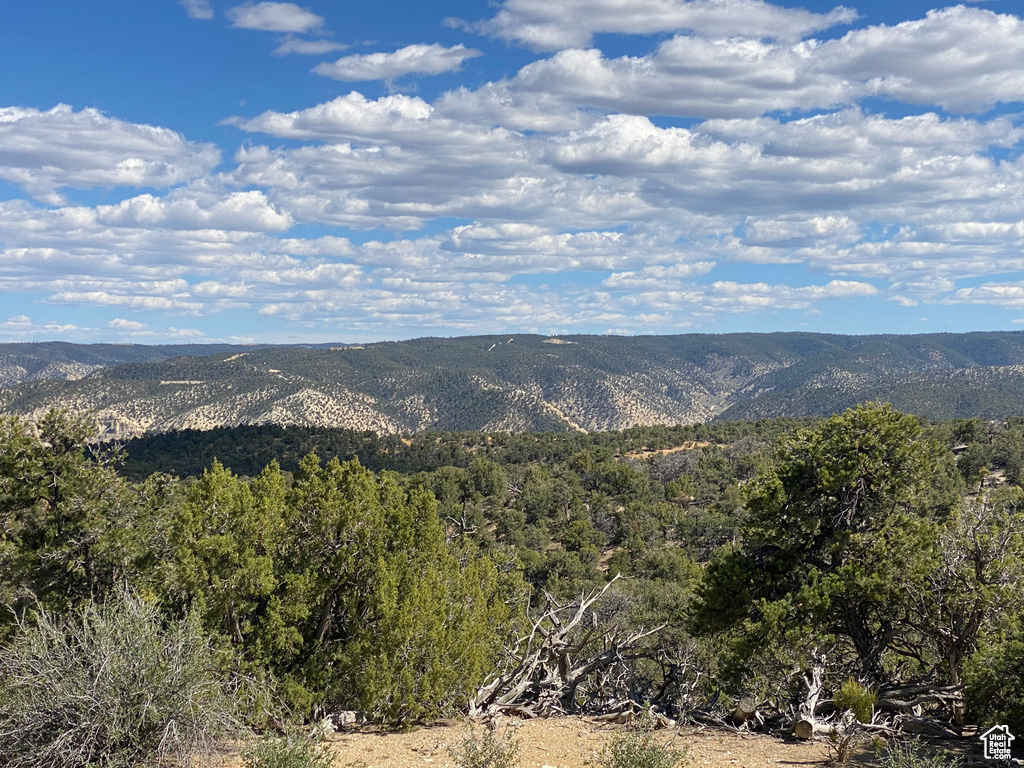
[1,0,1023,343]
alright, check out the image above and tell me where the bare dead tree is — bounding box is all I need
[469,575,664,718]
[793,652,830,739]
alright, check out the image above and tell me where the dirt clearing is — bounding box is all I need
[321,717,836,768]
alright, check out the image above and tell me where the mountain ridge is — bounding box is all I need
[3,331,1024,436]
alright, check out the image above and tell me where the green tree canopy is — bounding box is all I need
[697,402,958,684]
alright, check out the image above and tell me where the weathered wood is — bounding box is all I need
[731,697,757,726]
[470,575,663,718]
[898,717,961,738]
[794,718,832,740]
[793,654,825,739]
[876,684,964,714]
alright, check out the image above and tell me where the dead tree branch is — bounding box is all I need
[470,575,664,718]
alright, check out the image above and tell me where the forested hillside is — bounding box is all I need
[0,341,266,389]
[1,403,1022,768]
[7,332,1024,437]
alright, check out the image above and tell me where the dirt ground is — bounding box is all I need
[319,717,841,768]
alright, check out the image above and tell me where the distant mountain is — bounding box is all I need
[0,342,266,389]
[3,332,1024,436]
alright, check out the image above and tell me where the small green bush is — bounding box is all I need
[834,679,876,724]
[878,737,962,768]
[965,623,1024,734]
[449,725,521,768]
[0,590,238,768]
[597,718,687,768]
[242,730,335,768]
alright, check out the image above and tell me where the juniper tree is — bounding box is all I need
[0,410,134,631]
[696,402,957,685]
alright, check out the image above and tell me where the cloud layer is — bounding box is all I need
[0,105,220,204]
[4,1,1024,342]
[464,0,858,50]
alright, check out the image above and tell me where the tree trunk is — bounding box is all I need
[793,656,825,739]
[794,718,832,739]
[732,697,757,726]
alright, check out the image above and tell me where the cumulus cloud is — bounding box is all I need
[221,88,1023,271]
[710,279,877,302]
[743,215,861,247]
[226,2,324,33]
[0,314,81,340]
[224,92,435,140]
[459,3,1024,119]
[0,105,220,203]
[825,6,1024,113]
[313,43,482,81]
[95,190,293,231]
[490,44,834,121]
[943,283,1024,309]
[273,36,347,55]
[7,4,1024,339]
[602,262,717,288]
[469,6,1024,122]
[0,313,206,343]
[463,0,857,51]
[108,318,150,331]
[180,0,214,20]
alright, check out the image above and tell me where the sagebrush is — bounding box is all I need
[0,590,238,768]
[449,725,521,768]
[241,730,335,768]
[878,737,962,768]
[596,718,687,768]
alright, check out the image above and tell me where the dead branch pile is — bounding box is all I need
[470,575,663,718]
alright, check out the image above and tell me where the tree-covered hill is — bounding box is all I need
[5,331,1024,436]
[0,341,270,389]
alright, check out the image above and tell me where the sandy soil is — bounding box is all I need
[320,717,838,768]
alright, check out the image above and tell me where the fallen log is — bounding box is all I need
[793,718,833,740]
[732,697,757,726]
[898,717,961,739]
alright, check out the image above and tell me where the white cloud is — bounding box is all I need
[95,190,293,231]
[0,105,220,203]
[493,44,820,121]
[273,36,347,55]
[602,262,717,288]
[226,2,324,33]
[944,283,1024,309]
[743,215,861,246]
[824,6,1024,113]
[0,314,80,339]
[442,224,711,273]
[313,43,482,81]
[165,327,207,339]
[222,91,1024,283]
[108,318,150,331]
[180,0,214,20]
[465,0,857,51]
[0,314,209,343]
[458,7,1024,122]
[46,292,202,312]
[5,5,1024,339]
[711,279,877,301]
[224,92,435,140]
